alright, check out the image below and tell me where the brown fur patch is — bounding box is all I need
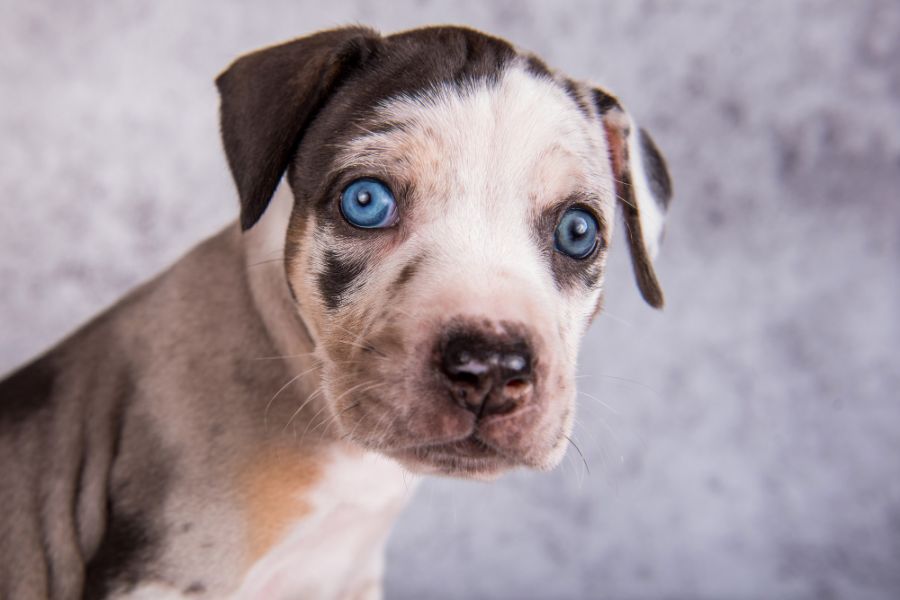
[237,445,323,564]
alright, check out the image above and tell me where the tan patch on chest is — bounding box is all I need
[238,444,323,564]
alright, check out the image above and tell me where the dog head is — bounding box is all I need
[217,26,672,477]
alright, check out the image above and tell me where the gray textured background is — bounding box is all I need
[1,1,898,599]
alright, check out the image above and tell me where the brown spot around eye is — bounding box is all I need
[318,250,367,310]
[237,444,323,565]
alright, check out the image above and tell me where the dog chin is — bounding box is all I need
[385,438,525,480]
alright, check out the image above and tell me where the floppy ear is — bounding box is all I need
[216,27,382,230]
[593,88,673,309]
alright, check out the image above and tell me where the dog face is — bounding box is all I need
[217,27,672,477]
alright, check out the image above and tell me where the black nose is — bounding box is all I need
[439,330,534,417]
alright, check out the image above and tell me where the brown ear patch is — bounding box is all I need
[0,355,56,425]
[216,27,383,230]
[237,445,323,564]
[601,105,630,179]
[591,87,621,115]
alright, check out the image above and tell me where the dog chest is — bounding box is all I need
[232,447,417,599]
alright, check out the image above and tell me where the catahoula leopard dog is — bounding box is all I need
[0,25,673,600]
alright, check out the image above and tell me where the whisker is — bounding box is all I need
[349,400,392,448]
[331,338,388,358]
[383,305,418,320]
[314,400,362,436]
[327,321,390,358]
[575,407,622,459]
[564,434,591,476]
[577,390,621,416]
[329,321,367,342]
[314,381,387,437]
[293,379,376,440]
[368,399,401,448]
[570,417,607,480]
[561,438,579,482]
[252,351,321,361]
[339,390,386,444]
[264,367,318,429]
[282,385,325,434]
[341,416,365,444]
[600,374,661,399]
[377,411,402,448]
[599,311,634,327]
[295,399,331,440]
[247,257,287,269]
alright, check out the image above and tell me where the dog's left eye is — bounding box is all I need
[340,178,399,229]
[554,207,600,259]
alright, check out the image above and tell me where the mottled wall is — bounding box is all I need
[1,1,898,598]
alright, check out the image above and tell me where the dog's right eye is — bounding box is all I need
[340,178,399,229]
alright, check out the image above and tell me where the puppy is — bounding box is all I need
[0,25,672,600]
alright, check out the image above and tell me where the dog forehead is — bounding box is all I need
[336,65,609,213]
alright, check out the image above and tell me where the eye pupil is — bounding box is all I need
[571,218,588,237]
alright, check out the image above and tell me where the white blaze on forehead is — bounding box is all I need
[338,62,614,271]
[338,64,615,212]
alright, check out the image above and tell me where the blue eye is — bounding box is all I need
[340,178,398,229]
[554,208,599,259]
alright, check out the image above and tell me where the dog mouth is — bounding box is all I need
[321,323,567,477]
[326,364,560,477]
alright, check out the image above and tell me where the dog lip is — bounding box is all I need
[384,402,543,458]
[390,437,515,477]
[426,436,499,459]
[403,434,521,468]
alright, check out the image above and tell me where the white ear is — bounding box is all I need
[596,91,673,308]
[627,124,671,260]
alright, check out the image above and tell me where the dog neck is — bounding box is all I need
[239,180,332,439]
[242,181,318,378]
[232,181,419,597]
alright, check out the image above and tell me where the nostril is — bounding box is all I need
[504,377,530,391]
[502,377,532,401]
[451,370,483,388]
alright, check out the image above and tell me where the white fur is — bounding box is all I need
[111,448,415,600]
[626,117,664,260]
[230,448,417,600]
[111,584,192,600]
[244,180,320,364]
[335,64,614,364]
